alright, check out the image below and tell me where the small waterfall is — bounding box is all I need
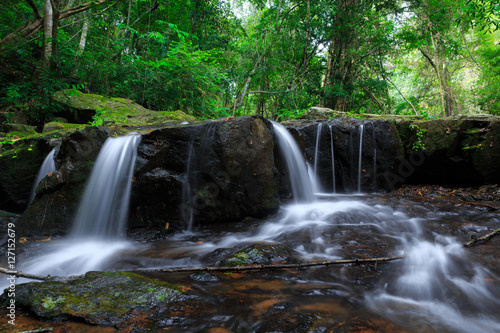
[29,148,57,204]
[71,135,141,238]
[328,124,336,193]
[272,121,314,202]
[313,123,323,184]
[372,124,377,190]
[358,124,364,193]
[181,140,195,231]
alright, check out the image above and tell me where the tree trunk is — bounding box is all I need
[0,0,115,52]
[76,15,90,56]
[43,0,53,62]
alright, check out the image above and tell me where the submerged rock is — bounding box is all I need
[219,243,298,267]
[10,271,192,328]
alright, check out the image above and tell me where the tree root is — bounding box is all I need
[0,253,407,282]
[464,228,500,247]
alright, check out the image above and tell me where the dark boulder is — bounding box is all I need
[395,116,500,187]
[11,271,194,329]
[130,116,279,230]
[16,127,110,236]
[283,119,404,193]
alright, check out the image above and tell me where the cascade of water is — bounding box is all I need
[71,135,141,239]
[328,124,336,193]
[29,148,57,204]
[372,124,377,190]
[313,123,323,186]
[358,124,364,193]
[181,140,195,231]
[272,121,314,202]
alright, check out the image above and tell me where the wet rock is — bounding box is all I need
[219,243,298,267]
[131,116,279,229]
[0,138,52,213]
[9,271,193,328]
[396,117,500,186]
[16,127,110,236]
[283,118,403,193]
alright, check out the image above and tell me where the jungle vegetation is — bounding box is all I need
[1,0,500,126]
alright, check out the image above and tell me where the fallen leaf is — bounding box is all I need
[19,237,27,244]
[36,236,51,242]
[165,222,169,230]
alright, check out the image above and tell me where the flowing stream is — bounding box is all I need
[6,125,500,332]
[29,148,57,204]
[8,135,141,282]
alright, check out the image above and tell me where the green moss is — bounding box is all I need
[220,243,297,267]
[15,271,189,323]
[54,89,196,127]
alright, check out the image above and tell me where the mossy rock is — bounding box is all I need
[11,271,192,326]
[53,89,196,127]
[219,243,297,267]
[42,122,85,133]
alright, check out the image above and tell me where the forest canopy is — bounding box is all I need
[1,0,500,126]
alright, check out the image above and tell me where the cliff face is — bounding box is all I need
[6,113,500,236]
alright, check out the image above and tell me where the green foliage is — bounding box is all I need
[409,123,427,150]
[1,0,500,124]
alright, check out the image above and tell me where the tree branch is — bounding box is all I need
[0,0,117,50]
[0,253,407,282]
[464,228,500,247]
[26,0,41,19]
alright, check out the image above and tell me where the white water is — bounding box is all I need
[187,123,500,332]
[329,124,336,193]
[8,124,500,333]
[29,148,57,204]
[358,124,364,193]
[181,140,195,231]
[272,121,314,202]
[3,136,141,289]
[313,123,323,193]
[71,135,141,238]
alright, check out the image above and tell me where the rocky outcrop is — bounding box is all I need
[11,271,196,329]
[282,118,404,193]
[18,116,280,236]
[16,127,111,235]
[53,89,197,125]
[10,112,500,236]
[131,116,278,230]
[394,116,500,187]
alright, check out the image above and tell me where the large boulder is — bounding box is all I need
[131,116,279,230]
[53,89,196,126]
[282,118,404,193]
[394,116,500,186]
[16,127,110,236]
[18,116,280,236]
[10,271,195,329]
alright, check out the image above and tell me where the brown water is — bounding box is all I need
[7,193,500,332]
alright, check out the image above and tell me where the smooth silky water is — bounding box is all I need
[6,135,142,286]
[6,126,500,332]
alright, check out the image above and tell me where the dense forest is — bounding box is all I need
[1,0,500,127]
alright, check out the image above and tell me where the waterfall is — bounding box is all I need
[372,124,377,190]
[29,148,57,204]
[272,121,314,202]
[358,124,364,193]
[328,124,336,193]
[181,140,195,231]
[313,123,323,187]
[71,135,141,239]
